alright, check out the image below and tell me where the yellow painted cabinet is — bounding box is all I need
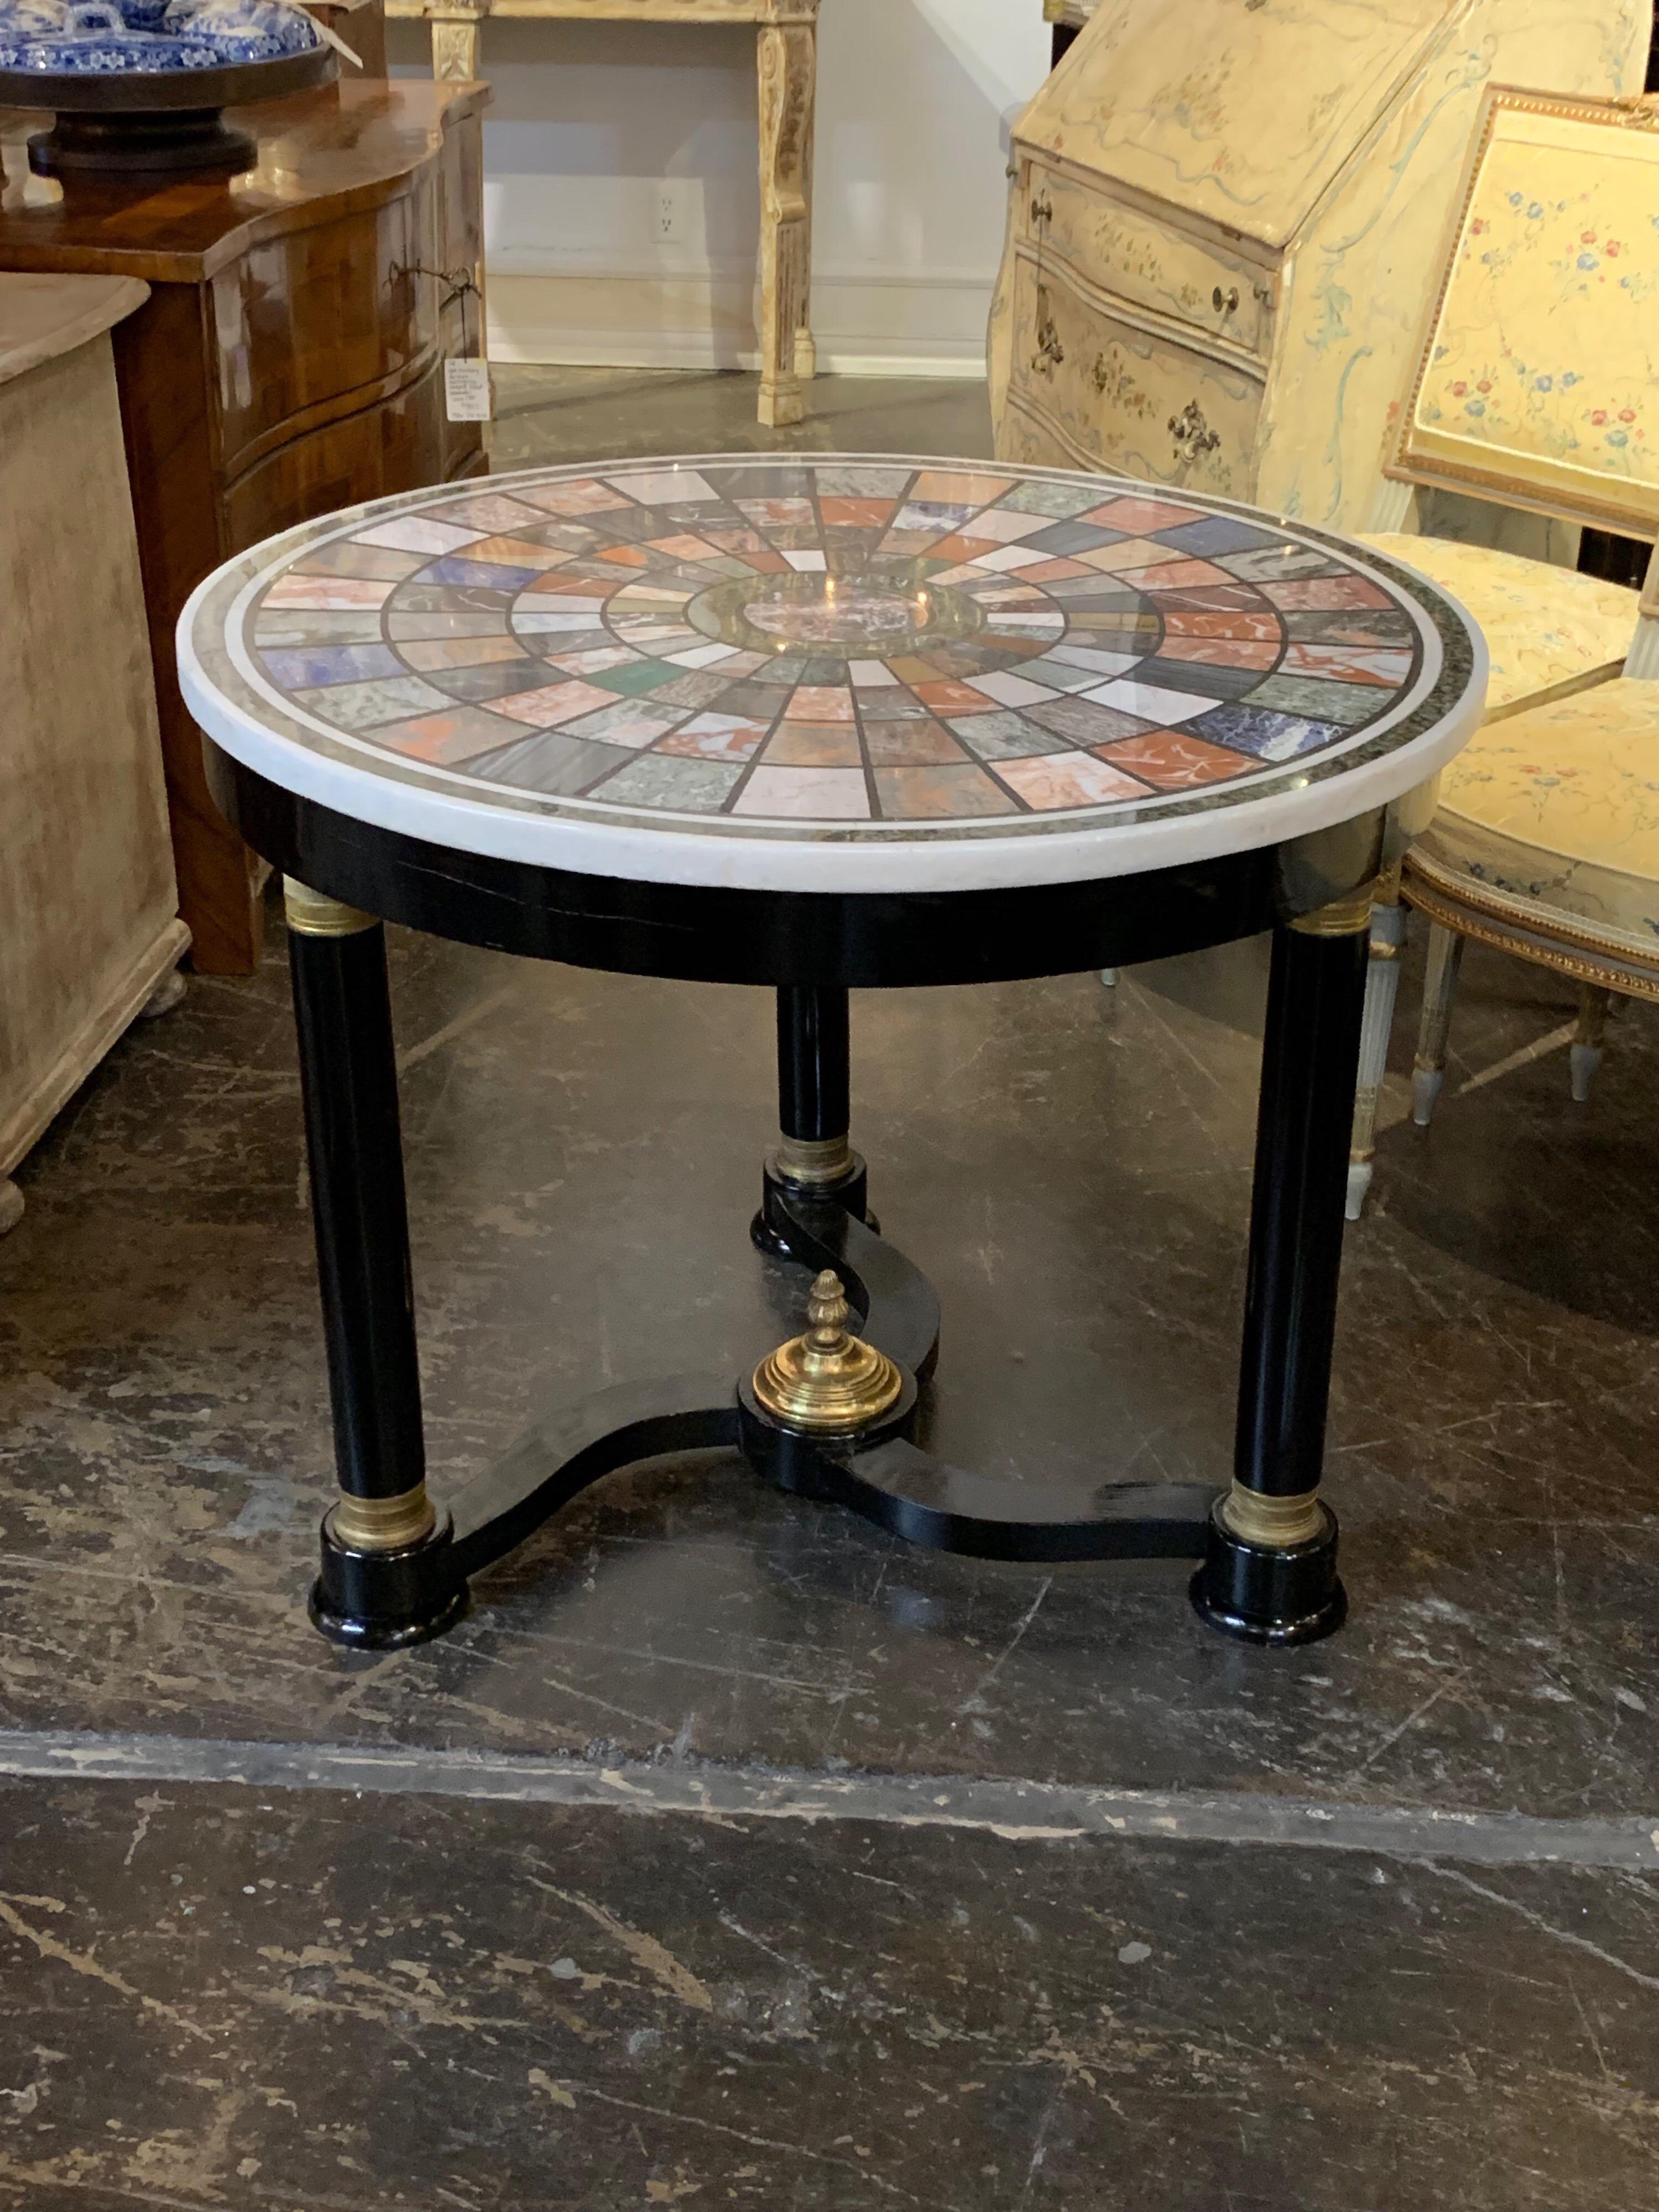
[990,0,1650,531]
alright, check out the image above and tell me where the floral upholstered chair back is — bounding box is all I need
[1385,87,1659,543]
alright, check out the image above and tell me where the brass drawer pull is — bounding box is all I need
[1032,287,1065,376]
[1030,192,1053,227]
[1212,285,1240,316]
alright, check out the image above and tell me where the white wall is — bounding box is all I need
[389,0,1049,375]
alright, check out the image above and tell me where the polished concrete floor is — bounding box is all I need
[3,367,1658,2208]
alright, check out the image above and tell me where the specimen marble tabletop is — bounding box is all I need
[179,453,1487,896]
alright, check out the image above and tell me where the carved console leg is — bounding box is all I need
[1412,922,1463,1128]
[0,1180,22,1238]
[1192,891,1371,1644]
[138,968,188,1021]
[429,12,482,83]
[753,985,870,1255]
[1346,873,1405,1220]
[794,24,817,382]
[1571,983,1611,1104]
[284,879,461,1649]
[756,22,814,428]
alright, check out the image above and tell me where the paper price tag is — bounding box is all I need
[445,358,494,423]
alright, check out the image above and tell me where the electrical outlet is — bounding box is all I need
[658,181,688,243]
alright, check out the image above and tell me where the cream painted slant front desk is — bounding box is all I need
[992,0,1649,532]
[394,0,819,427]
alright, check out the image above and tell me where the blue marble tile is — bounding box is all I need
[260,644,401,689]
[1154,516,1280,558]
[1191,703,1343,761]
[416,557,547,591]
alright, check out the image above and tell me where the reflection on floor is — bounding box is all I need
[1,367,1656,2209]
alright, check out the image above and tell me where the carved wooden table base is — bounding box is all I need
[391,0,819,425]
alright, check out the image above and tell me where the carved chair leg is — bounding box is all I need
[794,21,817,382]
[1347,881,1405,1219]
[1571,983,1613,1104]
[1412,922,1464,1128]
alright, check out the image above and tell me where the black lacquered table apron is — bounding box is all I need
[179,454,1485,1650]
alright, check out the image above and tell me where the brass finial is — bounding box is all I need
[750,1270,902,1433]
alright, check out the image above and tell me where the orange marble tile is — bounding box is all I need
[763,721,863,766]
[820,498,898,527]
[264,575,393,609]
[911,469,1016,507]
[1161,609,1284,641]
[490,680,619,728]
[913,680,999,714]
[992,752,1151,810]
[789,685,856,722]
[398,635,531,671]
[460,536,576,571]
[1155,635,1280,671]
[1095,730,1255,789]
[1115,559,1236,591]
[1083,495,1207,534]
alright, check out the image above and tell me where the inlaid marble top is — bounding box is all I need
[179,454,1485,893]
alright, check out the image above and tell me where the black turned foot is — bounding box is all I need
[751,1152,873,1258]
[1188,1496,1346,1646]
[310,1513,465,1651]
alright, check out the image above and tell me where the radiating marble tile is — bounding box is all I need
[993,750,1150,810]
[603,468,718,505]
[995,478,1110,518]
[1025,698,1154,745]
[253,611,387,646]
[461,731,632,796]
[558,701,687,749]
[263,575,393,611]
[761,721,862,768]
[819,498,898,528]
[489,679,622,729]
[656,714,771,763]
[860,717,968,765]
[294,544,426,583]
[808,463,915,495]
[1219,541,1338,583]
[370,703,531,764]
[913,679,999,715]
[1097,728,1258,788]
[1193,701,1342,759]
[592,753,744,810]
[874,763,1016,818]
[733,765,870,818]
[788,684,855,722]
[911,469,1015,507]
[1260,575,1394,612]
[388,610,512,641]
[354,515,486,555]
[1084,677,1218,727]
[434,491,566,532]
[509,478,637,516]
[398,635,532,672]
[288,674,453,729]
[1084,494,1207,533]
[417,555,549,592]
[459,535,576,572]
[1280,644,1415,685]
[963,669,1060,708]
[947,710,1058,761]
[260,643,402,688]
[1162,608,1284,642]
[1248,672,1389,725]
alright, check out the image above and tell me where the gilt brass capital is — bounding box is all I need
[330,1482,437,1552]
[1290,883,1377,939]
[284,876,378,938]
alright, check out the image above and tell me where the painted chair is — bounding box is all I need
[1346,86,1659,1218]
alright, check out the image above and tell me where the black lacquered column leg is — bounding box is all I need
[753,985,872,1254]
[284,877,461,1648]
[1192,889,1373,1645]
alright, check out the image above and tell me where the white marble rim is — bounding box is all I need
[179,452,1489,895]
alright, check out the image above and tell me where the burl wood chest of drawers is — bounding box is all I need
[0,80,488,972]
[991,0,1649,534]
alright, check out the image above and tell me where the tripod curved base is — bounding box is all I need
[306,1183,1222,1646]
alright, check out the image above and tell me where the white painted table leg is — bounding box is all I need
[1412,922,1463,1126]
[1571,982,1612,1103]
[1346,884,1404,1220]
[756,21,813,427]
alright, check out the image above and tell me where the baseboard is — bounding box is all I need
[484,265,993,380]
[0,916,191,1175]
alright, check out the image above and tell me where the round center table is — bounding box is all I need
[179,453,1484,1650]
